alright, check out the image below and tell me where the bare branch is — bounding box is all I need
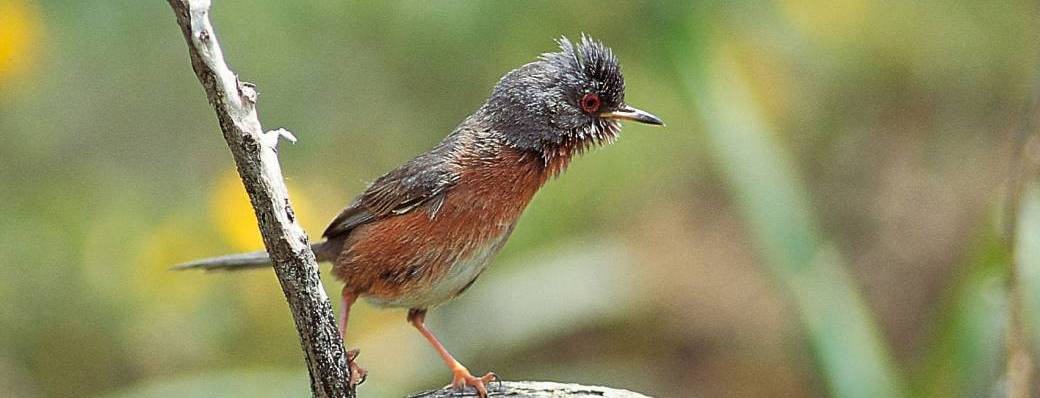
[165,1,352,397]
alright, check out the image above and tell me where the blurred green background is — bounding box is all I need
[1,1,1039,397]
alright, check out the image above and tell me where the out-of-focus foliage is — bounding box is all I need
[0,1,1037,397]
[1020,183,1040,358]
[673,23,904,397]
[0,0,37,83]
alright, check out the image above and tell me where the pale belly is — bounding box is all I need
[364,227,514,309]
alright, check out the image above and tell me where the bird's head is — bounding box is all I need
[484,35,663,160]
[482,34,661,160]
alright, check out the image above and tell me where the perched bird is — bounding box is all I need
[176,35,663,397]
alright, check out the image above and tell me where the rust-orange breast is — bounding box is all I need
[333,146,550,308]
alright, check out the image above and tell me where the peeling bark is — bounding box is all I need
[165,1,351,397]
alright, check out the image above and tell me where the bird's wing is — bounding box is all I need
[322,153,460,239]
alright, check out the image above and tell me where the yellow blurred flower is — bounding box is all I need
[715,38,794,130]
[206,171,326,328]
[210,170,315,251]
[777,0,870,42]
[132,217,217,308]
[0,0,39,81]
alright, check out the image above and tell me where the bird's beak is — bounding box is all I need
[600,105,665,126]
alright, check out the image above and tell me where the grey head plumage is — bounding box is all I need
[482,34,660,162]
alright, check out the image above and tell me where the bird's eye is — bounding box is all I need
[580,93,601,114]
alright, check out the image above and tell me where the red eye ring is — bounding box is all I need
[580,93,601,114]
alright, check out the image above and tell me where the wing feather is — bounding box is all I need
[322,149,459,239]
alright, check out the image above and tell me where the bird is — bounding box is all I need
[175,34,663,397]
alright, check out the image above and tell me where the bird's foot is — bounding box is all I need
[448,366,497,397]
[347,348,368,387]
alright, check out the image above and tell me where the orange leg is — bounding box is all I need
[340,288,367,387]
[339,288,356,338]
[407,309,497,398]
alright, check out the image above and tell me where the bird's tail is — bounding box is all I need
[173,242,335,272]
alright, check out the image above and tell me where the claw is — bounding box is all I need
[406,309,497,396]
[346,348,368,387]
[489,374,503,391]
[450,367,497,397]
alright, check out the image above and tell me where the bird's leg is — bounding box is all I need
[340,287,367,387]
[407,308,497,398]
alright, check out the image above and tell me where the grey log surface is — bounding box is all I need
[406,381,653,398]
[165,1,352,397]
